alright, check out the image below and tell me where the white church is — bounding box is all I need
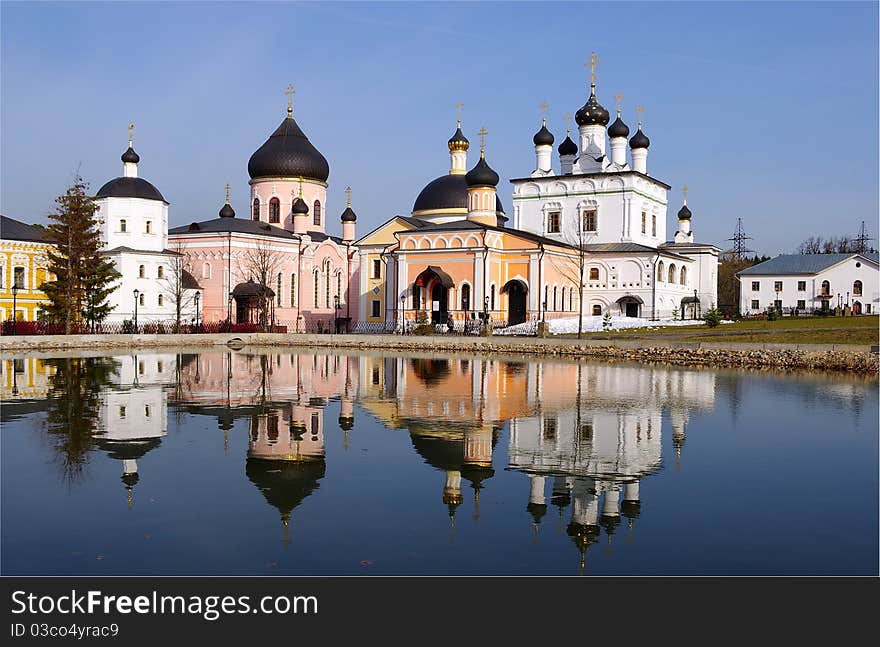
[510,54,719,319]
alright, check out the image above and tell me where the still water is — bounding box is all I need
[1,350,877,576]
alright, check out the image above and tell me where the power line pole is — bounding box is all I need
[728,218,753,260]
[852,220,874,253]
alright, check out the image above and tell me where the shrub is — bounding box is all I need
[766,307,780,322]
[602,311,613,331]
[703,307,723,328]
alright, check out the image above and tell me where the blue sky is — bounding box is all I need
[2,1,877,254]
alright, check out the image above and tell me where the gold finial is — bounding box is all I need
[584,51,601,88]
[614,93,624,115]
[682,184,688,205]
[564,113,573,135]
[285,83,295,116]
[476,127,488,157]
[635,104,644,127]
[539,101,549,125]
[345,186,352,208]
[455,101,463,127]
[128,122,134,147]
[225,183,231,205]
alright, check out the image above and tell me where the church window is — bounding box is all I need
[553,286,558,311]
[592,305,602,315]
[797,281,806,291]
[547,212,561,233]
[821,280,830,296]
[269,198,280,223]
[290,274,296,307]
[853,280,863,296]
[145,405,151,418]
[657,261,665,282]
[490,285,496,311]
[146,221,152,234]
[668,264,676,284]
[157,266,164,279]
[336,271,342,305]
[641,212,647,234]
[582,209,597,233]
[252,198,260,220]
[120,219,127,232]
[202,263,211,279]
[461,284,471,311]
[314,270,320,308]
[139,265,145,278]
[13,266,25,289]
[139,293,145,306]
[680,266,687,285]
[158,294,163,306]
[313,200,322,226]
[325,261,331,308]
[277,273,283,307]
[373,259,382,279]
[589,268,599,281]
[371,300,381,318]
[267,414,279,443]
[119,406,126,419]
[651,214,656,237]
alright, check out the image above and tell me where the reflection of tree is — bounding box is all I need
[44,357,119,484]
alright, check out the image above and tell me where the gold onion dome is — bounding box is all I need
[448,125,470,152]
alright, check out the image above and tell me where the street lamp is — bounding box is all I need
[693,289,698,320]
[227,291,233,324]
[194,291,201,330]
[10,284,19,336]
[400,294,406,334]
[133,289,139,333]
[333,294,341,333]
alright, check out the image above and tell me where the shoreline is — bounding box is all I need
[1,332,877,374]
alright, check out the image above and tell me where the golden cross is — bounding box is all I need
[128,122,134,146]
[476,127,488,151]
[584,51,601,85]
[285,83,295,114]
[539,101,549,118]
[455,101,463,126]
[614,93,624,114]
[225,183,231,204]
[345,186,352,207]
[564,113,572,134]
[635,104,644,125]
[682,184,688,204]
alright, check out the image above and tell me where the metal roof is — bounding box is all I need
[738,253,879,276]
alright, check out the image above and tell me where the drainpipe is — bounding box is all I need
[651,252,660,320]
[538,242,545,321]
[296,236,303,330]
[482,230,489,315]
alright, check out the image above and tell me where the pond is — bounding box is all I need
[1,350,877,575]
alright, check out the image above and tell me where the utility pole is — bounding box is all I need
[852,221,874,253]
[728,218,753,260]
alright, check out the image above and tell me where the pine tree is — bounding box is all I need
[42,175,120,332]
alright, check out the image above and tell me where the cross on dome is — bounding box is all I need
[584,51,601,88]
[285,83,295,116]
[455,101,463,126]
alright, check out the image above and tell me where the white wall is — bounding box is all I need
[96,197,168,253]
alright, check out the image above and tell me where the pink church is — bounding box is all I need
[169,100,359,332]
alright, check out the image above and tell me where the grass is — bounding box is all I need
[556,315,879,345]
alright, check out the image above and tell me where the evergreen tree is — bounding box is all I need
[42,175,120,332]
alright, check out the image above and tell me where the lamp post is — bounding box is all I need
[132,289,139,333]
[227,291,233,325]
[333,294,340,333]
[11,284,19,335]
[194,291,201,330]
[400,294,406,334]
[693,289,698,320]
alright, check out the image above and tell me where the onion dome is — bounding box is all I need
[248,114,329,182]
[533,120,554,146]
[341,206,357,222]
[558,133,578,157]
[412,174,505,215]
[121,147,140,164]
[575,90,610,127]
[629,126,650,149]
[448,124,470,152]
[292,196,309,215]
[96,177,166,202]
[677,203,692,220]
[608,115,630,138]
[219,202,235,218]
[465,153,499,188]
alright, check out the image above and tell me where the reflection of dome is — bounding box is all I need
[409,358,451,385]
[410,433,465,472]
[338,416,354,431]
[245,457,326,520]
[527,501,548,524]
[413,174,505,216]
[96,437,162,460]
[567,522,600,553]
[621,500,641,519]
[461,464,494,491]
[247,115,330,182]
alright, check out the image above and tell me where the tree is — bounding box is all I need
[237,238,283,331]
[42,175,120,333]
[548,210,597,339]
[796,236,823,255]
[160,240,198,331]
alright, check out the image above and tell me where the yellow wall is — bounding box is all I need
[0,240,52,322]
[365,251,386,322]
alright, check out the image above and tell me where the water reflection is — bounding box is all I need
[3,349,876,575]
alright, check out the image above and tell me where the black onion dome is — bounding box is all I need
[677,204,692,220]
[121,147,140,164]
[292,196,309,215]
[558,134,578,156]
[248,115,330,182]
[608,115,629,138]
[413,173,505,215]
[340,206,357,222]
[575,91,610,127]
[219,202,235,218]
[465,155,499,188]
[96,177,166,202]
[533,122,554,146]
[629,126,650,149]
[448,126,469,152]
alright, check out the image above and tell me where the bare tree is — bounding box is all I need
[160,240,197,331]
[548,210,597,339]
[796,236,823,255]
[237,238,283,330]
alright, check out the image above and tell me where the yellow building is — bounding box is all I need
[0,215,53,322]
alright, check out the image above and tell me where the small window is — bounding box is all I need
[797,281,806,291]
[853,280,863,296]
[202,263,211,279]
[461,284,471,311]
[582,209,597,232]
[680,266,687,285]
[13,266,25,289]
[157,266,164,279]
[139,361,145,374]
[144,405,151,418]
[252,198,260,220]
[120,219,127,232]
[774,299,782,310]
[651,214,656,237]
[277,273,283,307]
[821,280,830,295]
[774,281,783,292]
[139,265,145,278]
[313,200,322,226]
[139,293,145,306]
[641,211,647,234]
[751,281,760,291]
[119,406,126,419]
[592,305,602,315]
[372,259,382,279]
[543,418,557,440]
[547,212,561,233]
[589,268,599,281]
[158,294,164,306]
[157,361,163,373]
[371,300,381,318]
[372,366,380,385]
[796,300,806,310]
[269,197,280,223]
[751,300,760,310]
[490,284,496,311]
[146,221,152,234]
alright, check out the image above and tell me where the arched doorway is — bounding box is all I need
[852,301,862,315]
[232,281,275,325]
[414,266,454,325]
[502,280,528,325]
[617,295,644,318]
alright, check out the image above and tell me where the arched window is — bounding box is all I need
[657,261,665,282]
[680,266,687,285]
[313,270,320,308]
[157,266,164,279]
[553,286,558,311]
[158,294,164,306]
[461,283,471,311]
[490,284,496,311]
[277,273,282,307]
[252,198,260,220]
[139,265,145,278]
[821,280,830,296]
[139,293,145,306]
[544,285,548,311]
[202,263,211,279]
[589,267,599,281]
[853,280,863,296]
[668,263,676,284]
[313,200,322,226]
[269,198,280,223]
[569,286,574,311]
[325,261,331,308]
[592,304,602,315]
[290,274,296,307]
[336,271,342,305]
